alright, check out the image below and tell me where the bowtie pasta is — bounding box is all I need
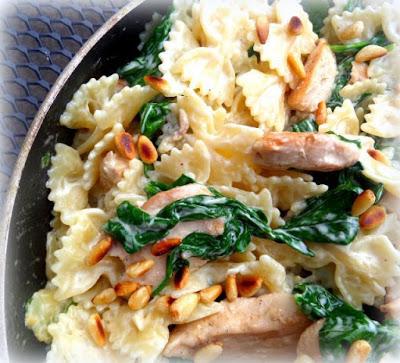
[25,1,400,362]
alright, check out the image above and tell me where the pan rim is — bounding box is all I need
[0,1,144,360]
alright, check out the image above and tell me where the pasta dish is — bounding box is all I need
[24,0,400,362]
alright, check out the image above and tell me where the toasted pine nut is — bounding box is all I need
[338,21,364,42]
[199,285,223,304]
[87,313,106,347]
[288,16,303,36]
[359,205,386,230]
[237,274,263,297]
[86,237,113,266]
[225,274,238,302]
[144,75,168,93]
[151,238,182,256]
[256,16,269,44]
[92,288,117,305]
[114,281,139,297]
[368,149,391,166]
[115,132,136,160]
[128,285,151,311]
[155,295,174,314]
[194,343,223,363]
[174,266,190,289]
[355,45,388,63]
[345,340,372,363]
[170,293,199,322]
[138,135,158,164]
[126,259,155,279]
[287,53,306,79]
[315,101,327,125]
[351,190,376,217]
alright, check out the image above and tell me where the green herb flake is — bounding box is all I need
[294,283,400,362]
[41,152,52,169]
[140,101,171,140]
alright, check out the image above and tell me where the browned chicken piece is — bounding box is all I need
[108,184,224,286]
[350,61,368,84]
[288,40,337,112]
[99,151,129,189]
[252,132,360,172]
[163,293,311,359]
[297,319,324,363]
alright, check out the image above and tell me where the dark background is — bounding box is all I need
[0,0,129,200]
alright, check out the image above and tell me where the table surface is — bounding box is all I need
[0,0,129,200]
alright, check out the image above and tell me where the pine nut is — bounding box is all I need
[92,287,117,305]
[359,205,386,230]
[144,75,168,93]
[288,16,303,36]
[256,16,269,44]
[355,45,387,63]
[351,190,376,217]
[151,238,182,256]
[225,274,238,302]
[345,340,371,363]
[155,295,174,314]
[86,237,113,266]
[237,274,263,297]
[199,285,223,304]
[138,135,158,164]
[368,149,391,166]
[287,53,306,79]
[174,266,190,289]
[194,343,223,363]
[339,21,364,42]
[115,132,136,160]
[114,281,139,297]
[316,101,327,125]
[170,293,199,322]
[128,285,151,311]
[126,259,155,279]
[87,313,106,347]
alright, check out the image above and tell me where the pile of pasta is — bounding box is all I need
[25,0,400,362]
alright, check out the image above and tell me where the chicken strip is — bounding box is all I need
[108,184,224,286]
[288,40,337,112]
[164,293,311,359]
[99,151,129,189]
[297,319,324,363]
[252,132,360,172]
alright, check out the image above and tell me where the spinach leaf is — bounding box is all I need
[41,152,52,169]
[144,174,196,198]
[330,32,392,54]
[354,92,372,108]
[143,163,155,178]
[140,101,171,139]
[343,0,363,12]
[291,118,318,132]
[294,283,400,362]
[118,13,172,86]
[247,46,260,62]
[327,55,353,110]
[326,131,362,149]
[302,0,330,36]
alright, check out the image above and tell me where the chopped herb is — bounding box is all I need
[105,174,363,294]
[41,152,52,169]
[144,174,196,198]
[61,300,77,314]
[118,12,172,86]
[294,283,400,362]
[140,101,171,140]
[247,46,260,62]
[291,118,318,132]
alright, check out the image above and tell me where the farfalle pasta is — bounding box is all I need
[26,1,400,362]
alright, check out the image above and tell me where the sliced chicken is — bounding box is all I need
[109,184,224,286]
[350,61,368,84]
[253,132,360,172]
[297,320,324,363]
[99,151,129,189]
[288,40,337,112]
[163,293,311,359]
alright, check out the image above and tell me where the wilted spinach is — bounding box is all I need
[330,32,392,54]
[326,131,362,149]
[294,283,400,362]
[140,101,171,139]
[343,0,363,12]
[118,13,172,86]
[327,55,353,110]
[144,174,196,198]
[291,118,318,132]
